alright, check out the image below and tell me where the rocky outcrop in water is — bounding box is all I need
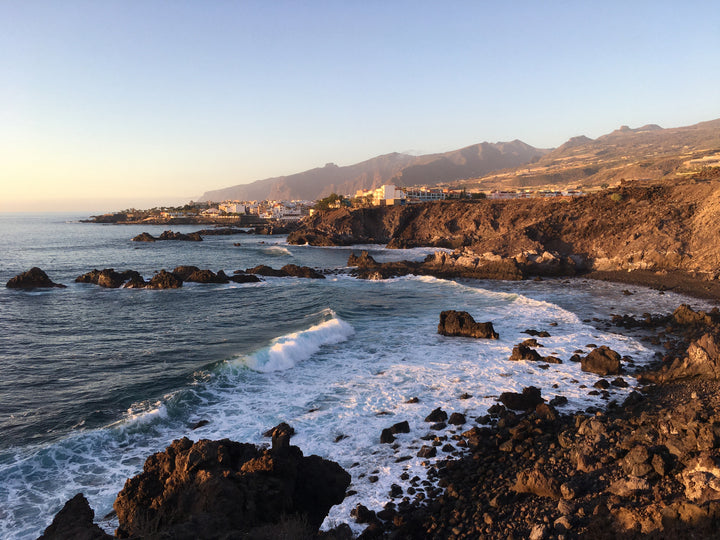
[132,230,202,242]
[75,269,143,288]
[37,493,111,540]
[245,264,325,279]
[437,311,499,339]
[6,267,66,289]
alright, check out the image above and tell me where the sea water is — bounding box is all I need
[0,213,714,539]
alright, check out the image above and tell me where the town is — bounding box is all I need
[90,184,588,224]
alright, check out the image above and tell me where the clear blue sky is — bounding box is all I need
[1,0,719,211]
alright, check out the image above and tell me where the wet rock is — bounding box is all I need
[185,269,230,284]
[425,408,448,423]
[448,412,466,425]
[246,264,288,277]
[131,232,156,242]
[146,270,183,289]
[38,493,112,540]
[229,273,262,283]
[380,428,395,444]
[171,266,201,281]
[437,310,499,339]
[499,386,544,411]
[417,445,437,458]
[581,346,622,375]
[158,230,202,241]
[348,251,378,267]
[509,343,545,362]
[549,395,568,407]
[6,267,66,289]
[113,437,350,538]
[281,264,325,279]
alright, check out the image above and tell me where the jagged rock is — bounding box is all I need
[607,477,651,497]
[681,452,720,503]
[581,346,622,375]
[6,267,66,289]
[622,445,653,477]
[38,493,111,540]
[75,269,140,288]
[158,230,202,241]
[646,333,720,381]
[146,270,183,289]
[437,310,498,339]
[246,265,288,277]
[509,343,545,362]
[424,408,448,422]
[499,386,543,411]
[512,469,561,499]
[281,264,325,279]
[417,445,437,458]
[229,273,262,283]
[448,412,466,425]
[185,269,230,284]
[131,232,156,242]
[113,437,350,539]
[348,251,378,267]
[171,266,201,281]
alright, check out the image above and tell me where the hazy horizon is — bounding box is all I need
[2,1,719,212]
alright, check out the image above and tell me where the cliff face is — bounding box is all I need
[288,174,720,277]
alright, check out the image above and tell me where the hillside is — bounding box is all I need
[288,169,720,285]
[198,140,547,202]
[460,118,720,191]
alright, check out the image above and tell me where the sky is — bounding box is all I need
[1,1,719,212]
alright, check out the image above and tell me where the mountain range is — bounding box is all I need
[199,118,720,202]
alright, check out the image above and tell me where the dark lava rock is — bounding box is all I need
[246,265,288,277]
[581,346,622,375]
[417,445,437,458]
[158,230,203,241]
[424,408,448,423]
[498,386,544,411]
[185,269,230,284]
[390,421,410,434]
[593,379,611,389]
[644,333,720,382]
[112,437,350,539]
[171,266,201,281]
[509,343,545,362]
[281,264,325,279]
[228,273,262,283]
[438,310,499,339]
[75,268,139,288]
[448,412,466,425]
[524,329,551,338]
[348,251,378,267]
[146,270,183,289]
[6,267,66,289]
[131,232,156,242]
[38,492,111,540]
[380,428,395,444]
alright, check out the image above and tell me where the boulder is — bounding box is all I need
[113,437,350,539]
[6,267,66,289]
[246,265,288,277]
[499,386,544,411]
[437,310,499,339]
[131,232,156,242]
[646,333,720,382]
[75,269,128,288]
[281,264,325,279]
[185,269,230,284]
[229,273,262,284]
[512,469,561,499]
[172,266,201,281]
[146,270,183,289]
[158,230,202,241]
[38,493,111,540]
[509,343,545,362]
[581,346,622,375]
[425,408,448,423]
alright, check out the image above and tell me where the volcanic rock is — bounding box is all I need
[281,264,325,279]
[646,333,720,382]
[348,251,378,267]
[146,270,183,289]
[228,273,262,283]
[6,267,66,289]
[425,408,448,423]
[158,230,203,241]
[499,386,544,411]
[437,310,499,339]
[581,346,622,375]
[513,469,561,499]
[509,343,545,362]
[246,265,288,277]
[171,266,201,281]
[113,437,350,538]
[185,269,230,284]
[37,493,111,540]
[131,232,156,242]
[75,269,139,288]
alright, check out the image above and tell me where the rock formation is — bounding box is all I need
[6,267,66,289]
[113,437,350,539]
[37,493,111,540]
[437,310,499,339]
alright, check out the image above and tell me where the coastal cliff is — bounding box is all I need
[289,174,720,281]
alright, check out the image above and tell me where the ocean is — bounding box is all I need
[0,213,713,538]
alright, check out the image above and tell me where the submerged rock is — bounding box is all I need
[438,310,499,339]
[6,267,66,289]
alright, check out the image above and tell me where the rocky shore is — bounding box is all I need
[36,303,720,539]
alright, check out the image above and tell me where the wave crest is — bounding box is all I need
[241,315,354,372]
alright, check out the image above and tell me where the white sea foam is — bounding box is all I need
[239,314,354,372]
[261,245,292,256]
